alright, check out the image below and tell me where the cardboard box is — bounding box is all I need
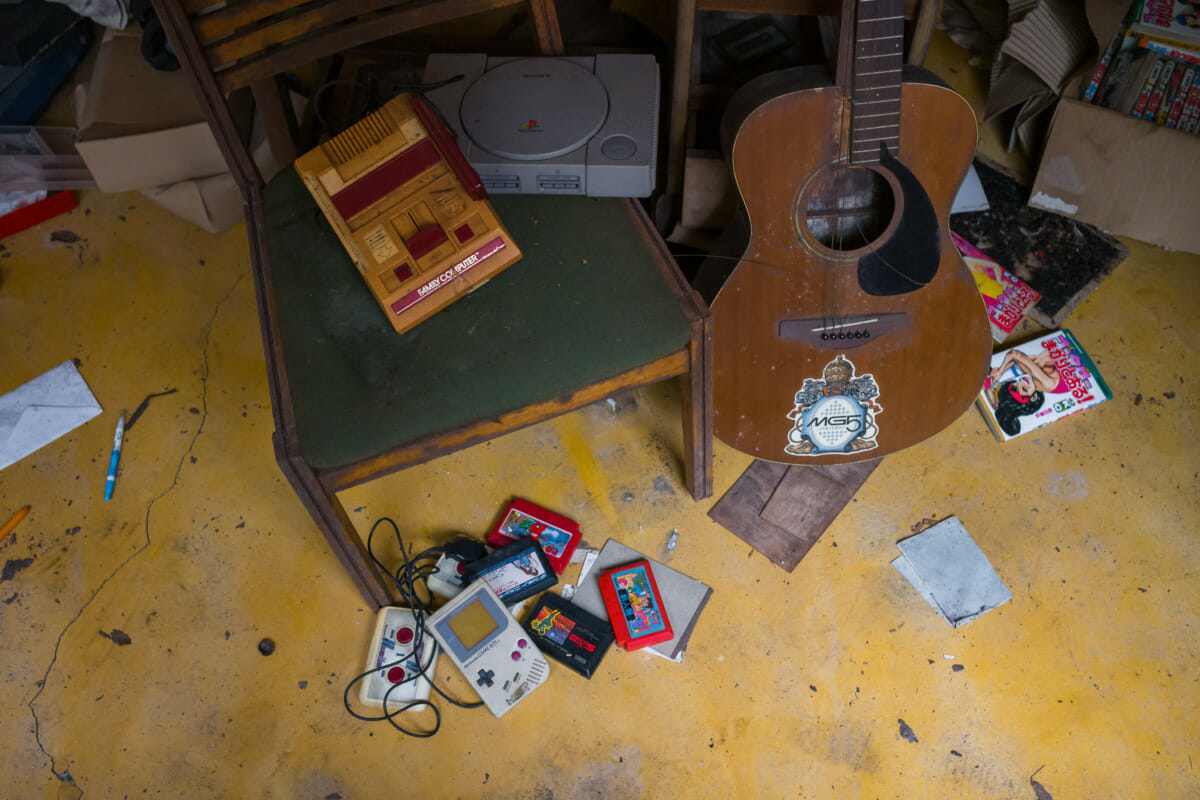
[141,168,245,234]
[73,26,227,193]
[983,0,1095,156]
[1029,0,1200,254]
[73,26,296,233]
[140,116,283,234]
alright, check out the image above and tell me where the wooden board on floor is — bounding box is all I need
[709,459,879,571]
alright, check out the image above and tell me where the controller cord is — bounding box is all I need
[341,517,483,738]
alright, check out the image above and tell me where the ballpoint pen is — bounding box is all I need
[104,412,125,502]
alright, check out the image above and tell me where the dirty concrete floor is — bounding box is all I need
[2,32,1198,800]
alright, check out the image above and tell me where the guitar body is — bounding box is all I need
[712,64,992,464]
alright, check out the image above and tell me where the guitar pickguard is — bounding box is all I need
[857,143,941,296]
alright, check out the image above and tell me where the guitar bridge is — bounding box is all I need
[778,312,908,350]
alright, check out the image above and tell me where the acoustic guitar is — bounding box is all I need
[710,0,992,464]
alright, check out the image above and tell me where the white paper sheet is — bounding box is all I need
[950,164,989,215]
[892,516,1012,628]
[0,361,103,470]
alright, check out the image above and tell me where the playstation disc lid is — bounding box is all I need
[460,58,609,161]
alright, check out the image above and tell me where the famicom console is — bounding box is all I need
[294,93,522,335]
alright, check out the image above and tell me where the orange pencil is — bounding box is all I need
[0,505,30,540]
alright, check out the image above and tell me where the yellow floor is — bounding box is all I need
[2,32,1199,800]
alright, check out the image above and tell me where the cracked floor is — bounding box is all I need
[2,32,1199,800]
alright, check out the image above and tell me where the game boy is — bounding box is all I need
[425,581,550,718]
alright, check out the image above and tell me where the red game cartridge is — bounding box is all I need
[598,559,673,651]
[486,498,581,574]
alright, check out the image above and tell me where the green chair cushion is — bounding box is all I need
[264,169,694,470]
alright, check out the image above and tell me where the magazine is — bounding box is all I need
[977,330,1112,441]
[951,231,1041,342]
[1131,0,1200,48]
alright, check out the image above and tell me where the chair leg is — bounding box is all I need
[251,76,299,167]
[681,314,714,500]
[272,432,393,609]
[528,0,564,55]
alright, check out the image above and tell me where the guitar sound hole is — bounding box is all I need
[800,166,895,251]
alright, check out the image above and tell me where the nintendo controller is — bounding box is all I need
[424,581,550,718]
[359,606,438,708]
[427,552,469,599]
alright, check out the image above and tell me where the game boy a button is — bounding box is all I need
[395,626,414,644]
[387,666,406,683]
[517,638,528,648]
[476,668,495,687]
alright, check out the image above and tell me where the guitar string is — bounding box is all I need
[826,0,854,336]
[838,0,880,333]
[834,0,861,335]
[810,0,913,337]
[820,64,840,334]
[853,0,922,291]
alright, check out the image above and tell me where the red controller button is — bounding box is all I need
[517,638,528,648]
[455,562,466,576]
[511,651,521,661]
[387,666,406,683]
[395,626,414,644]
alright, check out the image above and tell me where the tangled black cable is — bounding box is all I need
[342,517,485,738]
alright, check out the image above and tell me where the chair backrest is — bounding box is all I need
[151,0,564,193]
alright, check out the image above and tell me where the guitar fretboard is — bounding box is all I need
[849,0,905,165]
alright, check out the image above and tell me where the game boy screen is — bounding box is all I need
[448,599,498,651]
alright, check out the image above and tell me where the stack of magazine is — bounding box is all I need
[1086,0,1200,133]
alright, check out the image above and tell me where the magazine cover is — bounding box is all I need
[951,231,1041,342]
[1132,0,1200,48]
[977,329,1112,441]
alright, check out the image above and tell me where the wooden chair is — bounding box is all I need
[152,0,714,609]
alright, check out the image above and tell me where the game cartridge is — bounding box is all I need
[486,498,582,573]
[523,592,614,678]
[461,539,557,605]
[598,559,673,651]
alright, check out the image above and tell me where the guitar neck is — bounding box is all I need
[836,0,906,166]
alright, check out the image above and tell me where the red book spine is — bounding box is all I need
[0,191,77,240]
[1155,62,1187,124]
[1132,58,1165,117]
[1142,59,1174,119]
[1179,83,1200,131]
[1167,67,1196,127]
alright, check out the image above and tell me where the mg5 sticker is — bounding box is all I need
[785,355,882,456]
